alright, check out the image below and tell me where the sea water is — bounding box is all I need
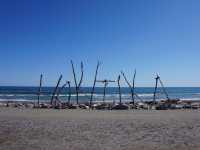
[0,86,200,103]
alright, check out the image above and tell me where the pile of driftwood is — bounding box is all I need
[31,61,200,110]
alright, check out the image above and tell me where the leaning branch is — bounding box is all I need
[51,75,62,105]
[55,81,68,104]
[78,62,84,88]
[121,71,132,88]
[121,71,134,103]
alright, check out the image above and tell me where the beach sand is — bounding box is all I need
[0,108,200,150]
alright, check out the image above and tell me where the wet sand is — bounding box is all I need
[0,108,200,150]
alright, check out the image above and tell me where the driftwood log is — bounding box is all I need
[71,60,83,105]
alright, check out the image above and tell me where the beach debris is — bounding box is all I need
[67,104,79,109]
[90,61,101,108]
[181,102,192,109]
[95,103,110,110]
[136,102,149,109]
[24,103,34,108]
[50,75,63,105]
[79,104,89,109]
[40,103,51,109]
[111,103,129,110]
[191,102,200,109]
[71,60,83,105]
[0,102,7,107]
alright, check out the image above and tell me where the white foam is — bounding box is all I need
[181,98,200,101]
[138,94,154,97]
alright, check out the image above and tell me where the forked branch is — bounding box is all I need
[71,60,84,104]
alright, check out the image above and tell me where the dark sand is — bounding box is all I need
[0,108,200,150]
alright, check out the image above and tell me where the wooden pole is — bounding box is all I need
[50,75,62,105]
[71,60,78,104]
[71,60,84,105]
[132,69,136,104]
[67,81,71,104]
[153,75,159,104]
[158,77,170,100]
[37,74,43,107]
[103,82,107,103]
[117,75,122,104]
[90,61,100,107]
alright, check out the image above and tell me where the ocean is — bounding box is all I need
[0,86,200,103]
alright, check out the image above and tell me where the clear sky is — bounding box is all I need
[0,0,200,87]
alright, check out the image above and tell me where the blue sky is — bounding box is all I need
[0,0,200,87]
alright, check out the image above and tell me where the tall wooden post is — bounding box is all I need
[67,81,71,104]
[90,61,100,107]
[102,82,107,103]
[117,75,122,104]
[132,69,136,104]
[153,75,159,104]
[71,60,83,105]
[37,74,43,107]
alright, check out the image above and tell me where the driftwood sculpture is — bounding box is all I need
[96,79,115,103]
[50,75,62,105]
[121,69,136,104]
[37,74,43,107]
[71,60,83,105]
[90,61,100,107]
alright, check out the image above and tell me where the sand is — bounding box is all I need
[0,108,200,150]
